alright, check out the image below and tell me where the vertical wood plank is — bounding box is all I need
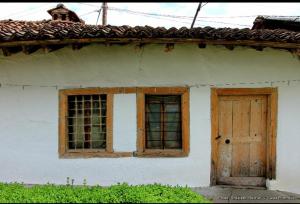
[249,97,267,177]
[217,99,233,179]
[106,94,114,153]
[210,88,219,185]
[59,90,67,157]
[182,91,190,155]
[232,99,251,177]
[137,90,145,153]
[270,89,278,179]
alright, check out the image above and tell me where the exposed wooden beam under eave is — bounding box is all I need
[291,48,300,55]
[224,45,235,50]
[0,38,299,50]
[22,45,40,55]
[2,46,22,56]
[42,44,66,53]
[2,48,11,56]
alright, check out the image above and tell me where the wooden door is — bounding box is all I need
[216,95,267,187]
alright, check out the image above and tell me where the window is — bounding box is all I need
[67,94,107,150]
[59,88,132,158]
[136,87,190,157]
[61,14,67,20]
[145,95,182,149]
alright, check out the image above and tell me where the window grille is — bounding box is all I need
[67,95,107,150]
[145,95,182,149]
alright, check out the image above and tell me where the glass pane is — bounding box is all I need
[84,141,91,149]
[147,104,161,112]
[92,95,100,101]
[165,104,180,112]
[146,140,162,149]
[93,100,100,109]
[101,100,106,108]
[93,108,100,115]
[68,133,74,141]
[92,141,106,149]
[68,109,76,117]
[164,140,182,149]
[68,101,75,109]
[84,95,91,101]
[84,100,91,110]
[148,123,160,132]
[75,141,83,149]
[165,122,181,132]
[147,112,160,122]
[146,131,161,141]
[76,95,83,102]
[102,109,107,117]
[77,102,83,110]
[164,131,180,141]
[163,95,181,103]
[68,141,75,149]
[146,95,162,103]
[165,113,181,122]
[68,96,75,101]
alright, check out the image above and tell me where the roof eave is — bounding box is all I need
[0,38,299,50]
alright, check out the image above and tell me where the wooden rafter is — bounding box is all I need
[22,45,40,55]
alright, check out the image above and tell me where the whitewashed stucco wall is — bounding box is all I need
[0,44,300,193]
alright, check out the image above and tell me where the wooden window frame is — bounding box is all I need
[210,87,278,186]
[59,88,134,158]
[136,87,190,157]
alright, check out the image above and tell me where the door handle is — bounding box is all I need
[215,135,221,140]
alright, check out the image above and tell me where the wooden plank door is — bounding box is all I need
[216,95,267,187]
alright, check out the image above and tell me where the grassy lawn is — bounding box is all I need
[0,182,211,203]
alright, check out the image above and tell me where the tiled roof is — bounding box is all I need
[1,20,300,43]
[252,16,300,32]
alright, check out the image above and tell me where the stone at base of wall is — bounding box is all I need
[267,179,300,195]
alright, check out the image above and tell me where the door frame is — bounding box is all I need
[210,87,278,186]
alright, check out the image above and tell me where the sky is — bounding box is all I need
[0,3,300,28]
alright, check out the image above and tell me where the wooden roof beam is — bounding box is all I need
[198,43,206,48]
[72,43,90,50]
[22,45,40,55]
[164,43,174,52]
[42,44,66,53]
[1,46,22,56]
[224,45,235,50]
[251,46,265,51]
[0,38,299,50]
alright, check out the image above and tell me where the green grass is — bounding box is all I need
[0,182,211,203]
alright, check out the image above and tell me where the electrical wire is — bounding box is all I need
[96,8,102,25]
[108,9,207,27]
[79,10,99,17]
[78,3,99,8]
[108,9,252,27]
[107,6,300,20]
[0,3,54,19]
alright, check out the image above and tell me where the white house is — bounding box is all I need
[1,4,300,194]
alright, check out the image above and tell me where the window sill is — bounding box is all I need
[133,150,188,157]
[59,151,132,158]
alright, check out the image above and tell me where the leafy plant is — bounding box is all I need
[0,182,211,203]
